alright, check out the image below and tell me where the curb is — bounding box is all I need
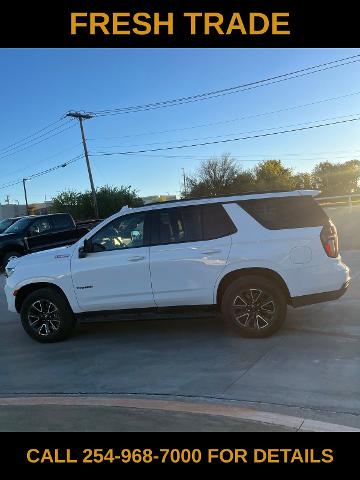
[0,395,358,432]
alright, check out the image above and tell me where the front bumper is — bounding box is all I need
[4,282,17,313]
[290,279,350,308]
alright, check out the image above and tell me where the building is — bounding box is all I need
[28,201,53,215]
[142,195,177,205]
[0,203,27,220]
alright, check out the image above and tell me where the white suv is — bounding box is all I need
[4,190,350,343]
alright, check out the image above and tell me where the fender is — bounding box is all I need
[213,259,292,304]
[12,276,80,314]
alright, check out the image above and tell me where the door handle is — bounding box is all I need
[200,249,221,255]
[127,255,145,262]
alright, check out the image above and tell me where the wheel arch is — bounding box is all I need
[1,246,25,266]
[216,268,291,306]
[15,282,71,314]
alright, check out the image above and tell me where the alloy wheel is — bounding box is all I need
[232,288,277,329]
[27,299,61,336]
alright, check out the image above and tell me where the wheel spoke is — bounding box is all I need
[260,300,275,313]
[233,296,247,307]
[29,317,41,326]
[235,312,250,327]
[256,314,269,329]
[32,301,43,313]
[250,289,262,303]
[38,323,48,336]
[49,319,60,331]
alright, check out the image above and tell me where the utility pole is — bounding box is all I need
[182,168,187,197]
[66,111,99,219]
[22,179,29,215]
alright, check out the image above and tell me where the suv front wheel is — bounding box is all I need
[221,275,287,337]
[20,288,76,343]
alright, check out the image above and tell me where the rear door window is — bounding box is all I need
[152,206,203,245]
[151,203,236,245]
[203,204,237,240]
[238,196,328,230]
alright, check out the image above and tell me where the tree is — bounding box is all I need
[52,190,83,219]
[183,156,300,198]
[312,160,360,196]
[184,154,239,197]
[52,185,143,219]
[183,155,360,198]
[183,153,255,197]
[253,160,295,191]
[293,172,314,190]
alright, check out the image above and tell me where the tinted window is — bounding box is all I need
[203,204,237,240]
[238,197,328,230]
[52,215,73,230]
[90,212,147,252]
[0,219,15,232]
[153,206,202,245]
[6,218,32,234]
[182,206,202,242]
[29,218,52,235]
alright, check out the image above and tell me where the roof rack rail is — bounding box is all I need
[143,189,293,207]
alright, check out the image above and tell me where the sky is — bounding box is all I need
[0,48,360,204]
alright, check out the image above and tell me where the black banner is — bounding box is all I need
[0,432,357,473]
[0,1,359,48]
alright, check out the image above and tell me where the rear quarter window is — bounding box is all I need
[238,196,328,230]
[52,215,74,230]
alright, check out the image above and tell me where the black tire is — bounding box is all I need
[20,288,76,343]
[2,251,21,267]
[221,275,287,338]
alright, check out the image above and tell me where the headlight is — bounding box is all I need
[5,266,15,278]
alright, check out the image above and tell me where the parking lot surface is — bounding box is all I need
[0,251,359,430]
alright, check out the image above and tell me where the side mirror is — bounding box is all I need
[79,239,91,258]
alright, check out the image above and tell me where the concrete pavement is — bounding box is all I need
[0,251,359,431]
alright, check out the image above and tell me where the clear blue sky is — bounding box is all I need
[1,48,360,204]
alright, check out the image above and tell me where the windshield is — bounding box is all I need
[5,218,32,234]
[0,219,14,233]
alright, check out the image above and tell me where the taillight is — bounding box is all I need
[320,220,339,258]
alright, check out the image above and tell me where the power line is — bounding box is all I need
[92,113,360,150]
[0,119,73,156]
[0,123,76,161]
[91,54,360,116]
[0,154,84,191]
[90,90,360,141]
[102,151,360,161]
[0,143,83,183]
[2,120,359,194]
[91,116,360,156]
[0,117,64,153]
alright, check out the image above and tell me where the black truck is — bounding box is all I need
[0,217,24,234]
[0,213,95,267]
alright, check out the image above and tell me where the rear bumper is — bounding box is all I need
[290,280,350,308]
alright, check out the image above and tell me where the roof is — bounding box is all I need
[130,189,320,212]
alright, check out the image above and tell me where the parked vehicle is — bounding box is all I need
[0,217,24,234]
[0,213,92,267]
[4,190,350,342]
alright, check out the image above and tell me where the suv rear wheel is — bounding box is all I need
[20,288,76,343]
[221,275,287,337]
